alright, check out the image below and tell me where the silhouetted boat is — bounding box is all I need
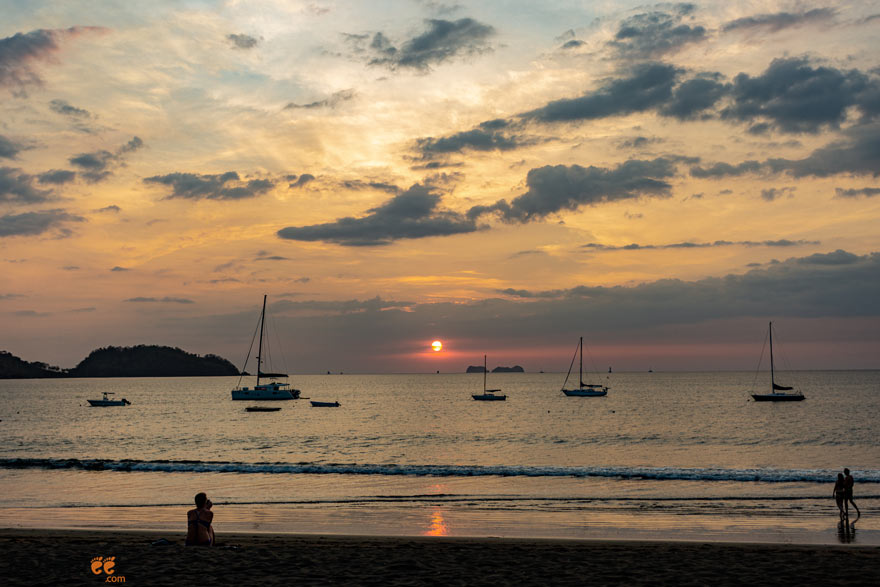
[245,406,281,412]
[750,322,805,402]
[561,337,608,397]
[87,392,131,407]
[472,355,506,401]
[310,400,340,407]
[231,295,300,401]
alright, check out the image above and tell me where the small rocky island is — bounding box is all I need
[465,365,525,373]
[0,346,239,378]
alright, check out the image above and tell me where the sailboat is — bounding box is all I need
[561,337,608,397]
[231,295,301,401]
[472,355,506,401]
[750,322,805,402]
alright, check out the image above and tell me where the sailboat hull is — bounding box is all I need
[231,383,300,400]
[751,393,804,402]
[472,394,506,401]
[562,388,607,397]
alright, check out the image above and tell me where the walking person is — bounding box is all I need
[843,468,861,521]
[833,473,846,521]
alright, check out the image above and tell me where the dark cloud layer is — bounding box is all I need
[582,239,819,251]
[469,158,677,223]
[609,3,707,60]
[722,9,837,33]
[691,123,880,178]
[1,167,54,203]
[277,182,478,246]
[145,171,274,200]
[0,208,84,237]
[491,250,880,327]
[364,18,495,71]
[124,297,195,304]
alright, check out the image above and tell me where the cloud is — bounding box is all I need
[144,171,275,200]
[285,89,356,110]
[362,18,496,71]
[415,119,533,158]
[49,99,91,118]
[0,134,25,159]
[0,27,106,94]
[609,3,707,60]
[288,174,315,188]
[691,123,880,178]
[720,57,880,133]
[37,169,76,184]
[124,296,195,304]
[69,136,143,182]
[489,250,880,327]
[269,296,412,315]
[522,62,682,123]
[227,33,259,49]
[95,205,121,213]
[835,187,880,198]
[110,266,129,272]
[1,167,54,203]
[277,182,478,246]
[0,208,84,238]
[760,186,796,202]
[658,75,727,120]
[340,180,400,194]
[468,158,677,223]
[722,8,837,33]
[582,239,819,251]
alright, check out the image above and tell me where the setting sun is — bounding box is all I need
[431,340,443,352]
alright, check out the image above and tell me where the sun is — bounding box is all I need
[431,340,443,352]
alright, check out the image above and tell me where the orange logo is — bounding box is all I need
[90,557,125,582]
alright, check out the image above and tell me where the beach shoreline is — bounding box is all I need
[3,528,879,586]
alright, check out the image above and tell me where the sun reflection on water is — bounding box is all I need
[424,509,449,536]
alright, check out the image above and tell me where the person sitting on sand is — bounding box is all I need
[833,473,846,521]
[843,468,860,520]
[186,492,215,546]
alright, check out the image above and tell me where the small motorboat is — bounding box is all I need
[310,400,340,407]
[245,406,282,412]
[87,392,131,407]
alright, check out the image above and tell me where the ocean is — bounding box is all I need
[1,371,878,544]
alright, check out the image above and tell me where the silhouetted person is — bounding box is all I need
[833,473,846,521]
[186,492,215,546]
[843,468,860,520]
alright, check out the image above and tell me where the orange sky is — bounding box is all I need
[2,2,879,372]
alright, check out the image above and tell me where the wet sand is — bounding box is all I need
[2,529,879,586]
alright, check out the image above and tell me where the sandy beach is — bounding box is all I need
[2,529,879,586]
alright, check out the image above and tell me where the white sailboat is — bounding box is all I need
[472,355,506,401]
[561,337,608,397]
[750,322,805,402]
[231,295,300,401]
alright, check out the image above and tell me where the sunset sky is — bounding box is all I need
[2,1,879,373]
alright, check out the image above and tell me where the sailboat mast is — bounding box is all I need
[579,336,584,387]
[769,321,775,391]
[256,294,267,386]
[483,354,487,392]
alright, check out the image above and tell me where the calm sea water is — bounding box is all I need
[1,371,878,543]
